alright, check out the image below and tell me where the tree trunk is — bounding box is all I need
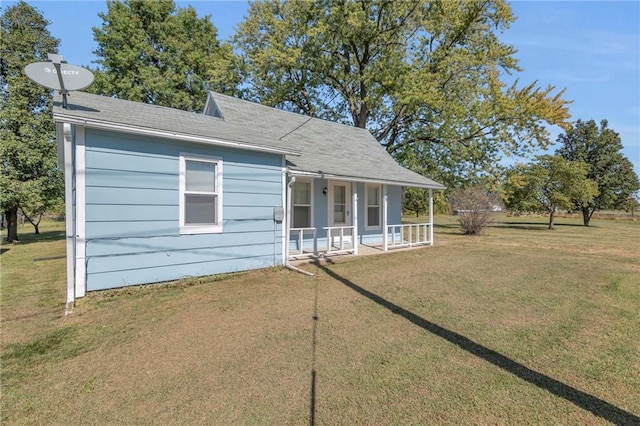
[21,210,42,234]
[548,209,555,230]
[5,208,19,242]
[581,207,591,226]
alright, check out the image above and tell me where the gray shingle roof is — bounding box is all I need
[53,91,444,189]
[53,92,299,155]
[208,92,445,189]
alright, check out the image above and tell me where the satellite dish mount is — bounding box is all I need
[48,54,69,108]
[24,53,95,109]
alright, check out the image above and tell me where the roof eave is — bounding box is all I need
[288,169,446,190]
[53,112,301,157]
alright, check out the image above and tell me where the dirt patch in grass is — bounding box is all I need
[2,217,639,424]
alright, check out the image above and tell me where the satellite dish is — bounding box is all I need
[24,54,94,108]
[25,62,94,91]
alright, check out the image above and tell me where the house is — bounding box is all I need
[53,91,444,310]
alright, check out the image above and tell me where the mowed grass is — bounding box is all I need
[1,216,639,424]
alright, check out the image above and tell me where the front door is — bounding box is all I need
[329,181,351,243]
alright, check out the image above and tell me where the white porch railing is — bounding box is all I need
[384,223,432,251]
[323,226,357,255]
[289,227,317,258]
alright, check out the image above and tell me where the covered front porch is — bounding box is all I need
[287,222,434,261]
[284,173,435,262]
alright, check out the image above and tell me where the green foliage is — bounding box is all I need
[0,1,61,240]
[556,119,640,226]
[503,155,598,229]
[234,0,571,188]
[403,188,429,217]
[90,0,240,111]
[402,188,449,217]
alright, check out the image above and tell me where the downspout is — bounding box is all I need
[285,175,314,277]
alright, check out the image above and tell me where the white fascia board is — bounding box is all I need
[288,170,446,190]
[53,114,300,157]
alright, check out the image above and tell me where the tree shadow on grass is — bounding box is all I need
[433,223,460,230]
[317,263,639,425]
[5,230,66,245]
[493,222,596,231]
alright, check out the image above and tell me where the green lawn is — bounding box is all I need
[1,216,639,424]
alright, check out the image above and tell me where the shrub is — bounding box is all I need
[449,186,501,235]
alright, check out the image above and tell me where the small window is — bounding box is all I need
[179,154,222,234]
[293,181,312,228]
[366,184,381,229]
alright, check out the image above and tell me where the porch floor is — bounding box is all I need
[288,242,431,267]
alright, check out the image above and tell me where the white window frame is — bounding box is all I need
[179,153,223,234]
[292,179,313,229]
[365,183,382,230]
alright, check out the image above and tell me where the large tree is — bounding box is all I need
[90,0,240,111]
[503,155,598,230]
[556,119,640,226]
[234,0,571,187]
[0,1,61,241]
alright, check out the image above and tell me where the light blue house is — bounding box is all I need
[54,91,444,309]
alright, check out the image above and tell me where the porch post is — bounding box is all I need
[429,188,434,245]
[383,185,388,252]
[285,176,295,262]
[352,190,358,255]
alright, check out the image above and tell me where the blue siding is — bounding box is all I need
[387,185,403,225]
[85,168,176,190]
[86,231,277,257]
[86,204,177,222]
[86,187,178,206]
[88,255,277,291]
[87,243,274,274]
[82,128,284,291]
[313,179,329,232]
[225,192,281,207]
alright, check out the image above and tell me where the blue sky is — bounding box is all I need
[4,0,639,176]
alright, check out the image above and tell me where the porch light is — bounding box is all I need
[322,187,328,196]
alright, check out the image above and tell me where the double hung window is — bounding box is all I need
[179,154,222,234]
[293,181,312,228]
[366,184,381,229]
